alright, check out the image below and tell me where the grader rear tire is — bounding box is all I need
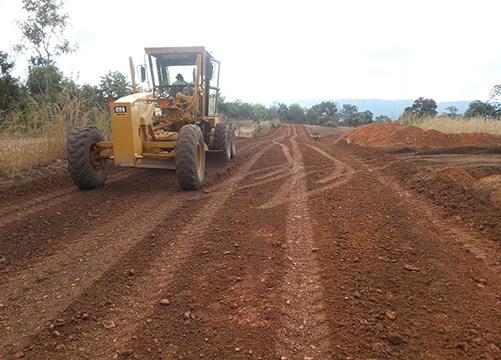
[176,124,206,190]
[227,122,236,159]
[67,126,109,190]
[214,123,231,161]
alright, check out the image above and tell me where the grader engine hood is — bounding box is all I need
[110,93,153,167]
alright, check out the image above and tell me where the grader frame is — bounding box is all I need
[67,46,235,190]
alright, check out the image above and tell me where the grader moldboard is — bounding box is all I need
[67,46,235,190]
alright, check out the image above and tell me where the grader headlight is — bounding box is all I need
[102,90,120,99]
[153,87,169,99]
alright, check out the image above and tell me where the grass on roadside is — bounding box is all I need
[401,115,501,135]
[416,117,501,135]
[228,119,278,137]
[0,97,110,176]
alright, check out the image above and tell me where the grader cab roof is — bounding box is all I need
[144,46,216,60]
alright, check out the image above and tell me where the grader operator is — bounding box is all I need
[67,46,235,190]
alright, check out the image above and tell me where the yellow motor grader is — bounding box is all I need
[67,46,235,190]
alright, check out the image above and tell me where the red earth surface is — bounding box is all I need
[1,123,501,360]
[337,123,501,149]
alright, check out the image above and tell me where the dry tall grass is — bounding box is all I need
[231,119,278,137]
[0,97,110,176]
[411,116,501,135]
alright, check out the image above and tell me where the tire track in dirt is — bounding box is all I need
[72,144,283,357]
[260,136,356,210]
[352,154,501,280]
[0,187,198,354]
[257,125,332,359]
[4,124,501,359]
[0,187,76,227]
[17,128,290,358]
[0,168,180,275]
[0,170,201,354]
[0,168,138,228]
[239,163,292,191]
[299,137,501,358]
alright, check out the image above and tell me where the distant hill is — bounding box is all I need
[260,99,474,119]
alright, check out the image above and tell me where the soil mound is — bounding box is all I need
[339,123,501,149]
[473,175,501,206]
[439,167,477,188]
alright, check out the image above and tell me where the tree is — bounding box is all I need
[490,84,501,103]
[218,97,262,120]
[267,102,279,120]
[0,50,25,112]
[0,51,15,76]
[306,107,319,124]
[339,104,361,126]
[218,95,232,119]
[27,64,62,102]
[99,71,132,98]
[464,100,498,118]
[287,103,306,123]
[312,101,338,124]
[403,97,438,117]
[488,84,501,116]
[276,103,289,122]
[444,106,459,118]
[15,0,78,67]
[359,110,374,124]
[15,0,78,102]
[253,104,269,121]
[77,83,108,114]
[237,101,255,120]
[375,115,392,123]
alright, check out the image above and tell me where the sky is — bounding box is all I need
[1,0,500,104]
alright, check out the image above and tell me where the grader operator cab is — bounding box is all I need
[67,46,235,190]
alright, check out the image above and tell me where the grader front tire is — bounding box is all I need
[67,126,109,190]
[176,125,206,190]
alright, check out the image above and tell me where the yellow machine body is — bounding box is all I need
[98,46,226,172]
[108,93,151,166]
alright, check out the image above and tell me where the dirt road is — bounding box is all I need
[1,124,501,359]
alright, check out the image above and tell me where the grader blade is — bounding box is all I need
[205,150,227,173]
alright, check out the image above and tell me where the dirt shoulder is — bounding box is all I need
[1,124,500,359]
[304,124,354,137]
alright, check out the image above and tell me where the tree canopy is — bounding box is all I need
[9,0,79,103]
[27,64,63,103]
[312,101,338,125]
[375,115,392,123]
[489,84,501,117]
[99,71,132,98]
[15,0,78,67]
[0,51,25,112]
[338,104,373,127]
[444,106,459,118]
[464,100,498,118]
[403,97,438,117]
[217,99,379,127]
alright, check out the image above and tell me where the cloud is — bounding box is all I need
[2,0,501,103]
[365,46,410,58]
[69,30,97,45]
[470,61,501,72]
